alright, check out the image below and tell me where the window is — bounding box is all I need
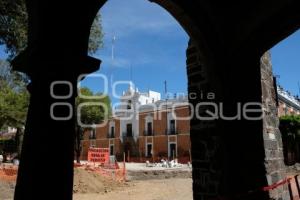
[127,100,132,109]
[90,129,96,139]
[170,120,176,134]
[111,126,115,138]
[147,122,152,136]
[126,124,133,137]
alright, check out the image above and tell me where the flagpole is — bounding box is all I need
[298,81,300,97]
[110,35,116,100]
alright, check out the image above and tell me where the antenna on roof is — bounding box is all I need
[130,62,133,83]
[164,80,168,100]
[109,34,116,97]
[274,74,280,86]
[112,35,116,61]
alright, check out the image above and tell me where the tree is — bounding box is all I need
[0,0,105,159]
[0,0,27,58]
[280,115,300,134]
[0,0,103,58]
[0,60,29,156]
[74,87,111,163]
[0,60,29,129]
[280,115,300,165]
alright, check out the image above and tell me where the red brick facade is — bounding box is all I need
[81,106,191,163]
[278,101,300,117]
[277,87,300,117]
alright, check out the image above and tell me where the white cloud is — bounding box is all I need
[96,54,130,68]
[100,0,181,38]
[95,53,154,69]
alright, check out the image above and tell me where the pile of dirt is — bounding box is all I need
[73,168,128,194]
[0,168,128,199]
[126,169,192,181]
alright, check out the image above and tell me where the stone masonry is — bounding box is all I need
[261,52,290,200]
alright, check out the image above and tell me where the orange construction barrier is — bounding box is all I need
[0,166,18,182]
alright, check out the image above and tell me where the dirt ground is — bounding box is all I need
[0,181,15,200]
[1,167,193,200]
[75,167,193,200]
[73,178,193,200]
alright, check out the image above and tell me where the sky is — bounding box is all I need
[271,29,300,97]
[80,0,189,106]
[0,0,299,104]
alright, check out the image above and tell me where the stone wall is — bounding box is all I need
[186,41,290,199]
[261,52,290,200]
[186,39,222,200]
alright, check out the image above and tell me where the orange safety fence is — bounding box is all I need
[209,175,300,200]
[0,166,18,182]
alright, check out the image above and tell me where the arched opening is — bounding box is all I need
[76,0,193,199]
[269,30,300,167]
[257,27,300,199]
[1,1,300,200]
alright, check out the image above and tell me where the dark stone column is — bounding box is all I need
[187,40,269,200]
[13,73,78,200]
[12,0,106,199]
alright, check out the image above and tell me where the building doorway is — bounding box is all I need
[111,126,115,138]
[146,143,153,158]
[169,143,177,160]
[124,142,131,162]
[110,144,114,156]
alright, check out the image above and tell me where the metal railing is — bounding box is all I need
[165,128,178,135]
[143,130,154,136]
[89,135,96,140]
[107,133,115,138]
[122,132,133,138]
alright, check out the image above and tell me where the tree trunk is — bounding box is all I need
[74,126,82,164]
[14,128,24,157]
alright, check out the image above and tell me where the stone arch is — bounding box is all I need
[12,0,300,200]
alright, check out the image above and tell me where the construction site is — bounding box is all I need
[0,156,192,200]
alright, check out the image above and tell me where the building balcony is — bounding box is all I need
[122,132,134,142]
[165,128,178,135]
[122,132,133,138]
[107,133,115,138]
[143,130,154,136]
[89,135,96,140]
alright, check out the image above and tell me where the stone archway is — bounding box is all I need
[11,0,300,200]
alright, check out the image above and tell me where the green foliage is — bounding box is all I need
[0,0,103,58]
[76,87,111,126]
[280,115,300,136]
[89,14,104,54]
[0,0,27,58]
[0,60,29,130]
[74,87,111,162]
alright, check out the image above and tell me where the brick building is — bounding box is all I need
[81,83,191,163]
[277,86,300,117]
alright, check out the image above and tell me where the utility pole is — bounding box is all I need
[108,35,116,112]
[110,35,116,93]
[112,35,116,61]
[130,62,133,84]
[164,80,169,158]
[298,81,300,97]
